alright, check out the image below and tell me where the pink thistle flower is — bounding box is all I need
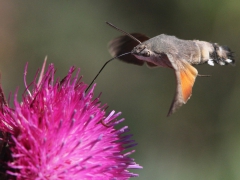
[0,61,142,180]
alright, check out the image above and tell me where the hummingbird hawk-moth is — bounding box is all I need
[106,22,235,116]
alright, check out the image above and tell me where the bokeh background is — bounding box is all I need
[1,1,240,179]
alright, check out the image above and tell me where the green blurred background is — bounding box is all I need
[1,1,240,179]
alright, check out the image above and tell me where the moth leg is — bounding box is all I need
[198,74,211,77]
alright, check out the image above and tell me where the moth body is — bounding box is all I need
[108,32,234,116]
[131,34,234,68]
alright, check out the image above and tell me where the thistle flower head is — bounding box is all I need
[0,62,141,179]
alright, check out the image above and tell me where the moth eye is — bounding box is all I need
[143,51,150,57]
[133,45,146,54]
[137,46,145,51]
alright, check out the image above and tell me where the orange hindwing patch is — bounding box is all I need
[180,63,198,102]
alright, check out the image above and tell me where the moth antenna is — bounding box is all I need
[106,21,142,44]
[86,52,131,92]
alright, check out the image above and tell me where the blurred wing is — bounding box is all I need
[108,33,149,65]
[167,55,198,116]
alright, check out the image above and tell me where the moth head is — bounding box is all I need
[131,44,152,60]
